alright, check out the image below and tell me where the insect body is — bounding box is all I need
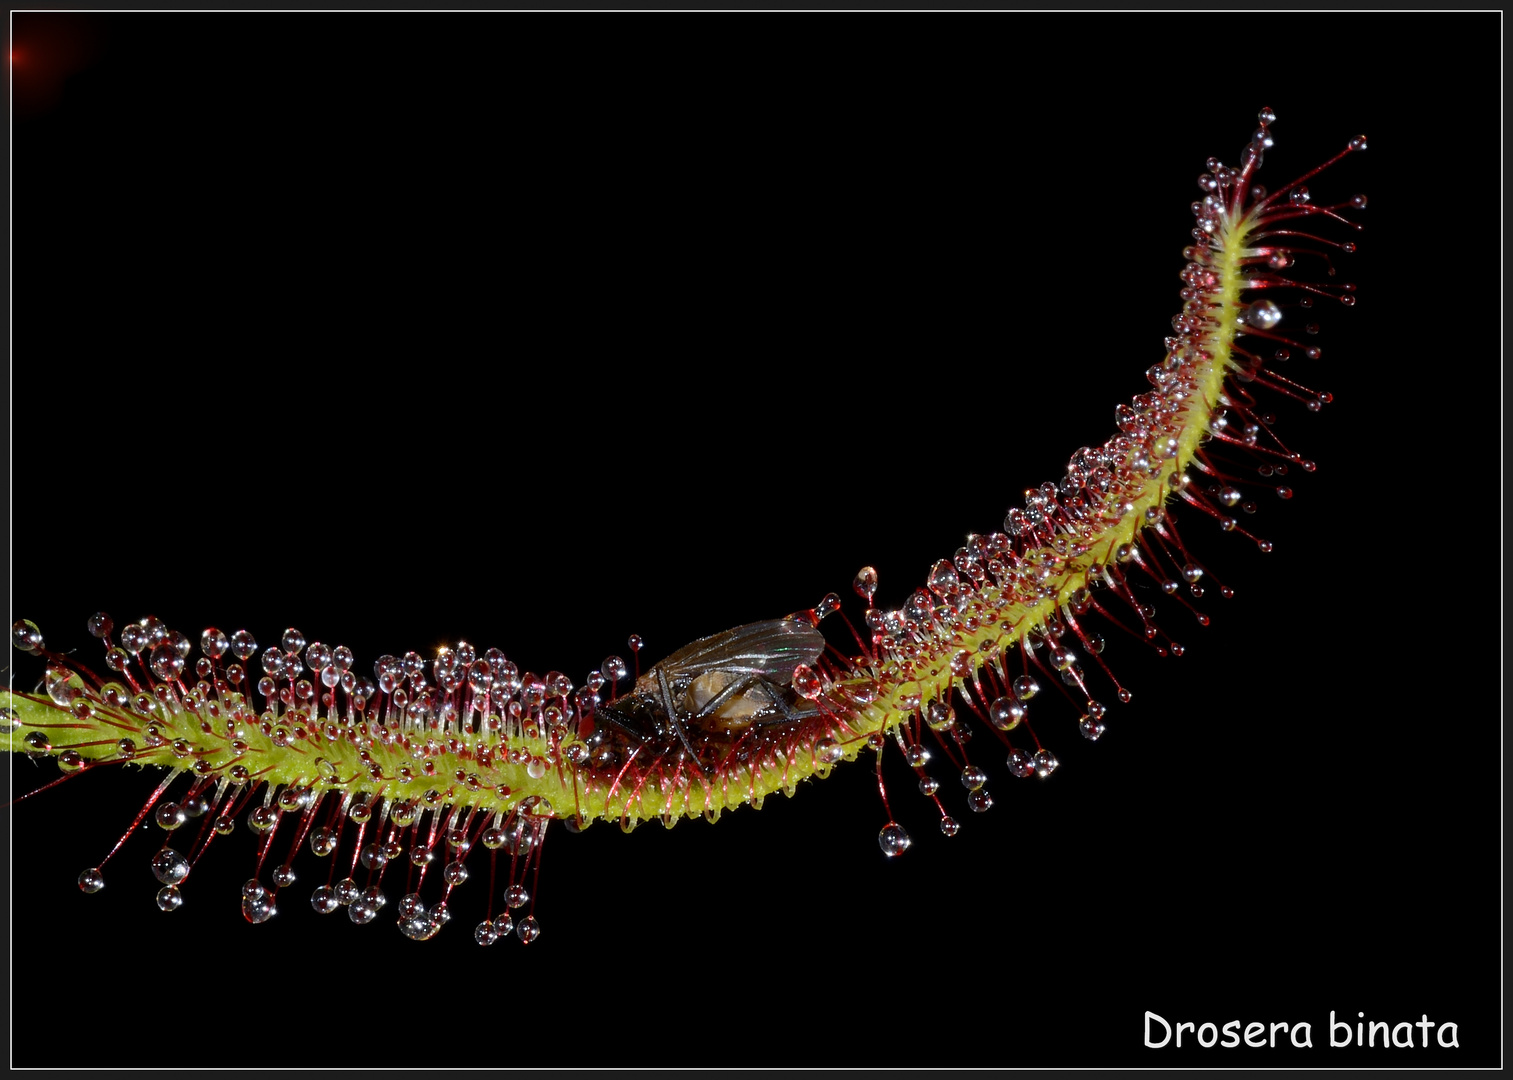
[588,618,826,771]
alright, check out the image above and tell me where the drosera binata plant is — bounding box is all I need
[5,108,1368,950]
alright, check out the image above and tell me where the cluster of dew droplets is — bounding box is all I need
[235,620,570,945]
[1175,106,1364,545]
[858,107,1363,860]
[9,610,662,946]
[854,560,1079,859]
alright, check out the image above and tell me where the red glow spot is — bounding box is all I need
[12,14,106,118]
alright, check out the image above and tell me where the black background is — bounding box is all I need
[7,12,1501,1069]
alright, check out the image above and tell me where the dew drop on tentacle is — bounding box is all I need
[243,889,277,925]
[1008,749,1036,779]
[853,565,879,604]
[12,619,44,653]
[1243,300,1283,330]
[989,697,1025,731]
[814,737,844,765]
[878,822,912,857]
[792,665,823,700]
[150,848,189,885]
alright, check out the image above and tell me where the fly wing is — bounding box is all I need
[652,619,825,684]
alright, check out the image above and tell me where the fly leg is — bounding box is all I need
[655,666,709,774]
[689,673,824,727]
[743,674,824,726]
[687,671,767,721]
[590,706,656,747]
